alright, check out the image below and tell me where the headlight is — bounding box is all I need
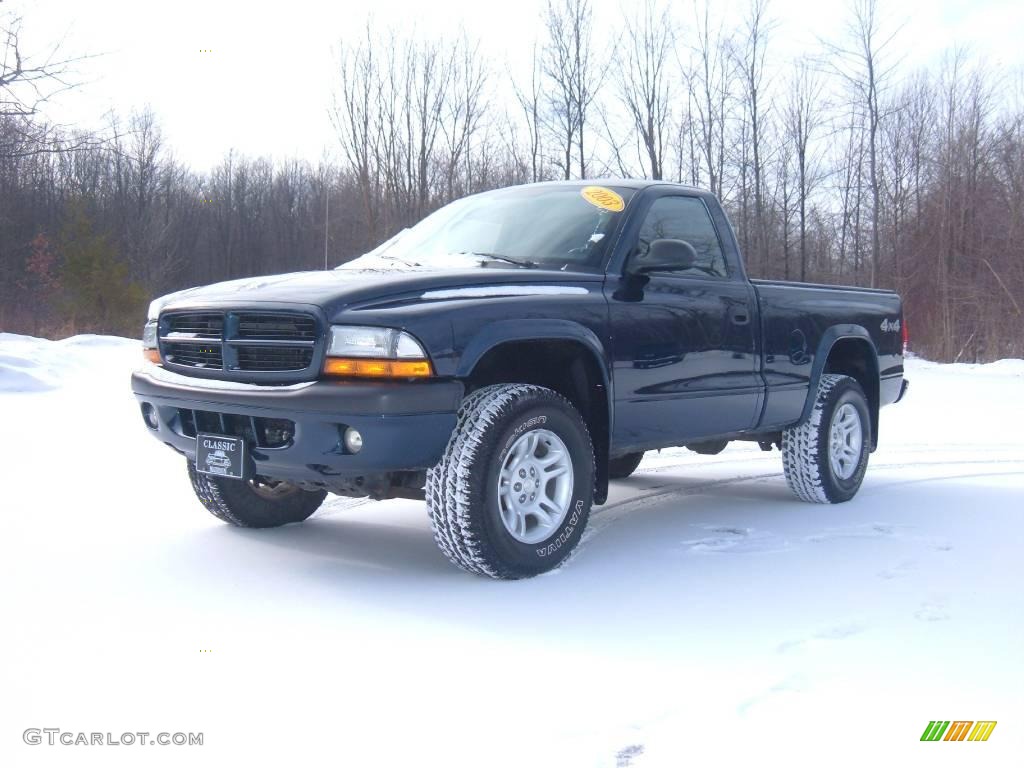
[142,320,161,364]
[142,320,158,349]
[326,326,427,359]
[324,326,432,378]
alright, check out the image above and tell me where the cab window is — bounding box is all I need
[635,196,728,277]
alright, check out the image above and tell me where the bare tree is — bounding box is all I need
[822,0,902,287]
[615,0,674,179]
[541,0,598,178]
[1,15,80,117]
[834,107,867,278]
[775,130,794,279]
[441,36,489,199]
[688,0,734,198]
[0,12,99,159]
[734,0,774,274]
[512,43,545,182]
[332,25,476,237]
[783,59,825,282]
[2,4,1023,362]
[331,25,380,244]
[407,39,454,217]
[674,76,701,185]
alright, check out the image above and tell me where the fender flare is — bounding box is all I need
[457,319,614,503]
[798,324,880,441]
[457,318,612,398]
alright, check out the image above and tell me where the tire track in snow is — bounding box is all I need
[638,442,1020,473]
[315,456,1023,522]
[315,456,1019,540]
[598,456,1024,518]
[570,457,1024,563]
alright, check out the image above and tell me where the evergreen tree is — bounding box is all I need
[58,203,146,335]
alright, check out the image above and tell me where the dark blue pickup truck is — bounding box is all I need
[132,180,907,578]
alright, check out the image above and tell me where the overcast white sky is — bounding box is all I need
[7,0,1024,170]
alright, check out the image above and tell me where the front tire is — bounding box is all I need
[426,384,595,579]
[188,462,326,528]
[782,374,871,504]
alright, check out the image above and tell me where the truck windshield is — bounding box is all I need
[340,184,635,273]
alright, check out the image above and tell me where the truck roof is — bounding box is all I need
[513,178,711,195]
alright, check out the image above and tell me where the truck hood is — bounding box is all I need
[150,265,602,320]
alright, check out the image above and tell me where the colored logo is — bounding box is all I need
[921,721,997,742]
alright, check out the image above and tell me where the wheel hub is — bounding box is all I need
[497,428,574,544]
[828,402,863,480]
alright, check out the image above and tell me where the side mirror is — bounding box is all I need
[629,239,697,274]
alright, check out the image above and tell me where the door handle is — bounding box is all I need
[730,309,750,325]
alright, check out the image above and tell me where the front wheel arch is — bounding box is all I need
[460,332,611,504]
[426,383,595,578]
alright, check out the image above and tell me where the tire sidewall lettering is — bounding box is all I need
[536,499,584,557]
[484,403,593,571]
[500,415,548,458]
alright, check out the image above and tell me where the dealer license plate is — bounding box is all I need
[196,433,246,479]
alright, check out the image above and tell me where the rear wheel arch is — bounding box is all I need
[459,328,611,504]
[802,328,880,448]
[783,374,871,503]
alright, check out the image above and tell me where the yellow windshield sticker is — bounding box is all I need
[580,186,624,212]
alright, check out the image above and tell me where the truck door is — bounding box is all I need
[605,193,761,451]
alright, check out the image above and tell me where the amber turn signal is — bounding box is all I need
[322,357,432,378]
[143,348,162,364]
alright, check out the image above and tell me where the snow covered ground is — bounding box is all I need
[1,333,1021,767]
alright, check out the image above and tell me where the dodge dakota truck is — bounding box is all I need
[132,180,908,579]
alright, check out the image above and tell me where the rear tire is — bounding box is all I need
[426,384,594,579]
[608,451,644,479]
[187,462,326,528]
[782,374,871,504]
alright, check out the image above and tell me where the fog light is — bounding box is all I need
[343,427,363,454]
[141,402,159,430]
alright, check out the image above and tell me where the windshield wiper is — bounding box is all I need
[457,251,539,269]
[381,254,422,268]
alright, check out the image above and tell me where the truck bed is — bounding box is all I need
[751,278,904,433]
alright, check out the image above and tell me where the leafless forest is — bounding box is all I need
[1,0,1022,361]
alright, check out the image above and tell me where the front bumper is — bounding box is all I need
[131,367,463,484]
